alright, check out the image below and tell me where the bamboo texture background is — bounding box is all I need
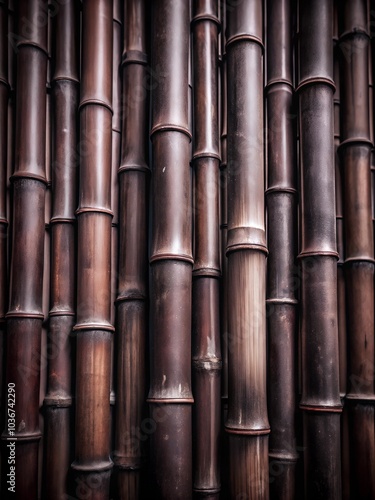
[0,0,374,499]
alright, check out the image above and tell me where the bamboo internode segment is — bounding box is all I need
[225,1,269,498]
[148,0,193,498]
[266,0,298,497]
[44,1,79,498]
[339,0,375,497]
[114,0,149,497]
[191,0,221,497]
[298,1,342,498]
[72,0,113,496]
[1,0,47,498]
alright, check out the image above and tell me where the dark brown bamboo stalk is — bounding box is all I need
[339,1,375,497]
[148,1,193,498]
[1,1,48,498]
[43,1,79,498]
[0,0,8,457]
[333,4,350,498]
[298,1,342,498]
[266,0,298,498]
[225,1,269,498]
[71,0,113,497]
[110,0,121,454]
[114,0,149,497]
[191,1,221,498]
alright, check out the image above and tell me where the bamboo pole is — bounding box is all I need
[266,0,298,497]
[225,1,269,498]
[43,1,79,498]
[114,0,149,497]
[1,1,48,498]
[0,0,8,461]
[339,1,375,497]
[71,0,114,497]
[148,1,193,497]
[333,3,350,498]
[298,1,342,498]
[191,0,221,498]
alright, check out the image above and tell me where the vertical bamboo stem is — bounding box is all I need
[0,0,8,462]
[339,1,375,497]
[191,0,221,498]
[1,1,48,498]
[148,1,193,498]
[72,1,114,497]
[266,0,298,497]
[44,1,79,498]
[114,0,149,497]
[225,1,269,498]
[298,1,342,498]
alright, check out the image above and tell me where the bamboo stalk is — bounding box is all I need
[297,1,342,498]
[339,1,375,497]
[148,1,193,498]
[1,1,48,498]
[191,0,221,498]
[0,0,8,460]
[114,0,149,498]
[225,1,269,498]
[333,3,350,498]
[110,0,121,457]
[43,1,79,498]
[71,0,114,497]
[266,1,298,498]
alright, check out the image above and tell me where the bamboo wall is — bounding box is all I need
[0,1,375,499]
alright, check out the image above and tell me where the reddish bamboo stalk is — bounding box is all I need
[43,1,79,498]
[266,0,298,497]
[339,1,375,497]
[114,0,149,498]
[298,1,342,498]
[225,1,269,498]
[191,0,221,498]
[148,1,193,498]
[72,0,114,497]
[1,1,48,498]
